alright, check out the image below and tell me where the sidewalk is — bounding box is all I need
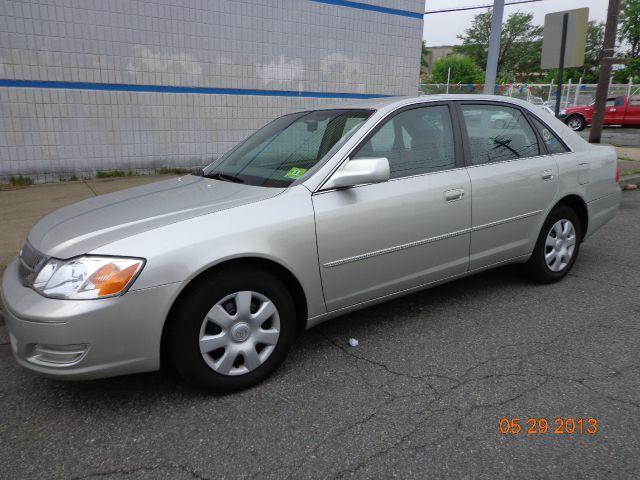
[616,146,640,177]
[0,175,172,277]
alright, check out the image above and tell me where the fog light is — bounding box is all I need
[28,343,88,366]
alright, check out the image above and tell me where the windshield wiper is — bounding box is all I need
[203,172,245,183]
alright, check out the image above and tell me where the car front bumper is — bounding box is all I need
[1,259,183,380]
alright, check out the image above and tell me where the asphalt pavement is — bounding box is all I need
[578,127,640,148]
[1,191,639,479]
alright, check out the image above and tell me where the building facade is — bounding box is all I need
[0,0,424,182]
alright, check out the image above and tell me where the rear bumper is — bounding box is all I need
[585,188,622,239]
[1,259,183,380]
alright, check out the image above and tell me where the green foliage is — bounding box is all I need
[619,0,640,57]
[613,57,640,83]
[9,175,33,187]
[454,10,542,82]
[430,55,484,84]
[68,175,78,181]
[96,170,126,178]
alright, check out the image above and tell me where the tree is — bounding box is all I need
[430,55,483,84]
[619,0,640,57]
[454,10,543,82]
[613,57,640,82]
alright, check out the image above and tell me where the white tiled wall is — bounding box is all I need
[0,0,424,181]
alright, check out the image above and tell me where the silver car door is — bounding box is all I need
[457,102,559,270]
[312,103,472,311]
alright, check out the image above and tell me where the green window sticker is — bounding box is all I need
[284,167,307,180]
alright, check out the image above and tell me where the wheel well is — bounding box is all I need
[554,195,588,240]
[566,113,586,122]
[160,257,308,369]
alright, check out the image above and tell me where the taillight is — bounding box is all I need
[615,161,621,183]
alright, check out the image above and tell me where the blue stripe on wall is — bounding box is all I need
[309,0,423,19]
[0,79,390,99]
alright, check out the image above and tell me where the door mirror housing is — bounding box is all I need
[323,157,390,190]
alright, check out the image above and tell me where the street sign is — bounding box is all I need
[541,8,589,69]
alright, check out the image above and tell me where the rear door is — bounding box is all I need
[624,95,640,124]
[457,101,559,270]
[313,103,472,311]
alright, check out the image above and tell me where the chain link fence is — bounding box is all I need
[419,82,640,108]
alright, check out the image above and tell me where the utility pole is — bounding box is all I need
[589,0,620,143]
[483,0,505,94]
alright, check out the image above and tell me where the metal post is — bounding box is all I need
[566,78,572,109]
[574,77,582,106]
[589,0,620,143]
[628,77,633,97]
[483,0,505,94]
[547,79,554,104]
[446,67,451,94]
[554,13,569,117]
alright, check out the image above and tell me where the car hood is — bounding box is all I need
[28,175,285,258]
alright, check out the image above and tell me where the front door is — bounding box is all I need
[604,97,626,125]
[313,103,472,311]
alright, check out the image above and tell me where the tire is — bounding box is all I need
[523,205,581,284]
[168,266,296,393]
[565,115,586,131]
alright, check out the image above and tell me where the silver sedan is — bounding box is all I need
[1,95,621,392]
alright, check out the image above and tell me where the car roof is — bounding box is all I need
[314,94,538,113]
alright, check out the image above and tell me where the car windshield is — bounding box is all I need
[200,109,373,187]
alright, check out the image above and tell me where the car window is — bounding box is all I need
[353,105,456,178]
[202,109,372,187]
[614,97,625,107]
[606,98,616,107]
[460,104,540,165]
[529,116,569,154]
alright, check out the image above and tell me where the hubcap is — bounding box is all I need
[568,118,581,130]
[544,219,576,272]
[198,291,280,376]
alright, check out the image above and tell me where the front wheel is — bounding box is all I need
[566,115,586,131]
[168,267,296,393]
[523,206,581,283]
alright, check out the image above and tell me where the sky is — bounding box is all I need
[423,0,609,46]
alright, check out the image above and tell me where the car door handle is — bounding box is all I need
[610,108,617,112]
[541,171,554,181]
[444,188,464,201]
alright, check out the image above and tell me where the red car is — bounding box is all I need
[560,95,640,131]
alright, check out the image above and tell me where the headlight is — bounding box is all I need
[32,256,145,299]
[560,109,567,115]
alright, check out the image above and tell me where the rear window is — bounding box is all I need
[529,116,569,154]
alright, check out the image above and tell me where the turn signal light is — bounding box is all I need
[89,263,141,296]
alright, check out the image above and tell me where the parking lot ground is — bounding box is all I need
[0,191,638,479]
[578,127,640,148]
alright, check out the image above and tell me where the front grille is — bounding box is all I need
[18,240,48,286]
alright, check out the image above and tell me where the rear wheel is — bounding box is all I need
[168,267,296,393]
[566,115,586,131]
[523,206,581,283]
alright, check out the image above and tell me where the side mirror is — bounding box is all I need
[323,157,390,190]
